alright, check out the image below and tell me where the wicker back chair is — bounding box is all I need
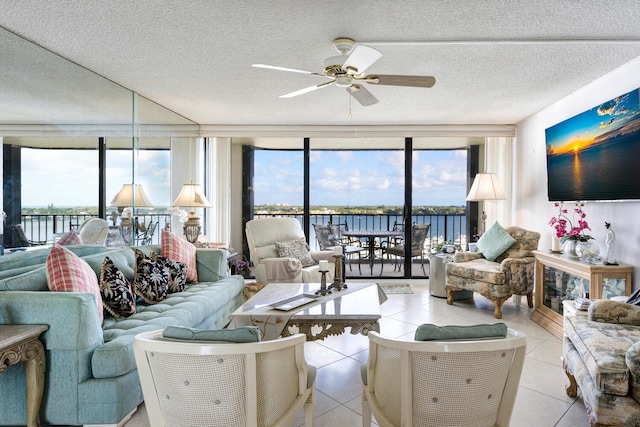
[362,329,526,427]
[134,330,315,427]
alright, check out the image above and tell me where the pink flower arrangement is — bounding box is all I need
[549,202,593,243]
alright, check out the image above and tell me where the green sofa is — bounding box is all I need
[0,244,244,426]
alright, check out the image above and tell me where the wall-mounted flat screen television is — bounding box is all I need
[545,88,640,202]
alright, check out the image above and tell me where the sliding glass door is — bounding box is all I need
[245,136,474,279]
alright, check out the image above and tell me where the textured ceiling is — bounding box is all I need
[1,0,640,128]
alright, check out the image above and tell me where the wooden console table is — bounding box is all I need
[0,325,48,427]
[530,250,632,339]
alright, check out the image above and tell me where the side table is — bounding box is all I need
[0,325,48,427]
[429,253,473,300]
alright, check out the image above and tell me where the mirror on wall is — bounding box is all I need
[0,25,199,247]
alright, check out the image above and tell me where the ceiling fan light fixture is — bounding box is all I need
[335,75,353,87]
[333,38,356,55]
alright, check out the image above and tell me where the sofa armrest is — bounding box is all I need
[589,300,640,325]
[626,341,640,403]
[0,291,103,351]
[453,251,483,263]
[260,257,303,281]
[500,256,534,270]
[500,256,535,295]
[195,248,229,282]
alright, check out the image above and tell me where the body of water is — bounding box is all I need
[548,132,640,201]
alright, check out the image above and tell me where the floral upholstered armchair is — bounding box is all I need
[445,224,540,319]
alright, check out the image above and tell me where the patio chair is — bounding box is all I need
[134,329,315,427]
[12,223,47,246]
[361,326,527,427]
[313,223,365,274]
[137,220,157,245]
[328,221,362,246]
[380,223,430,275]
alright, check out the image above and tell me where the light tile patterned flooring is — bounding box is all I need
[124,280,590,427]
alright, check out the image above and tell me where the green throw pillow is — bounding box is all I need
[414,323,508,341]
[476,221,516,261]
[163,326,262,342]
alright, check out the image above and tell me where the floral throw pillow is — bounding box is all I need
[275,237,316,267]
[160,229,198,283]
[133,249,169,304]
[156,255,188,293]
[99,256,136,318]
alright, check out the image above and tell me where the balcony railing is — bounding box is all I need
[20,212,468,254]
[19,214,171,246]
[253,212,468,251]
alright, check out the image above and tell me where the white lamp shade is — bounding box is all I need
[110,184,154,207]
[171,183,211,208]
[466,173,506,202]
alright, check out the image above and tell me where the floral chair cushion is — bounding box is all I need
[564,314,640,395]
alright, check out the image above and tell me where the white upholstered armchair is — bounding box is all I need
[246,218,334,284]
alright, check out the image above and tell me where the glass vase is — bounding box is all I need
[576,241,600,263]
[563,239,578,258]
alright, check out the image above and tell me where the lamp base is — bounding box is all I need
[183,214,201,244]
[120,216,133,245]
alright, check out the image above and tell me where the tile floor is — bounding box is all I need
[124,280,590,427]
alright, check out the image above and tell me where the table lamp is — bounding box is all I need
[171,182,211,243]
[466,173,505,235]
[110,184,154,244]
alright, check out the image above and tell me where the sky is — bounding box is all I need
[21,147,467,208]
[254,149,467,206]
[21,149,171,207]
[545,88,640,155]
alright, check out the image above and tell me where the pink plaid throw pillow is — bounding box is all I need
[46,243,103,322]
[56,229,83,245]
[160,229,198,283]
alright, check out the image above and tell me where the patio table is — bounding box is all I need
[342,230,403,275]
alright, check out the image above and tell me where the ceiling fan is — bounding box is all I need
[252,38,436,106]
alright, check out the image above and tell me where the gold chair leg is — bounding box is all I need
[489,296,509,319]
[564,366,578,397]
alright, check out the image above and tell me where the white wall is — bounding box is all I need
[514,56,640,290]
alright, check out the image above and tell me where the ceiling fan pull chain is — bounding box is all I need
[348,92,353,119]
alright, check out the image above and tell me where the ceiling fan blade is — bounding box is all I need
[366,75,436,88]
[347,84,378,106]
[252,63,325,77]
[280,81,334,98]
[342,44,383,74]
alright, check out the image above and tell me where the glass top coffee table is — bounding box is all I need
[228,282,383,341]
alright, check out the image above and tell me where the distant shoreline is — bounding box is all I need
[21,204,466,215]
